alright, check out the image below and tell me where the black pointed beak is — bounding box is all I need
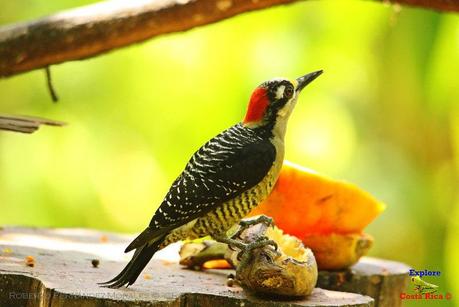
[296,70,323,92]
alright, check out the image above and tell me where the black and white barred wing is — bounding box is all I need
[151,124,276,229]
[125,124,275,252]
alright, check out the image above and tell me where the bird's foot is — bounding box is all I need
[231,215,274,240]
[213,236,246,251]
[236,237,278,270]
[214,234,278,270]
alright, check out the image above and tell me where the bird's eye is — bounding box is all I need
[284,84,294,99]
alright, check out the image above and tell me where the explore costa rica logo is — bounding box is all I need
[399,269,452,301]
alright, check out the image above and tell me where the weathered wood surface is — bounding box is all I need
[0,227,408,307]
[318,258,410,307]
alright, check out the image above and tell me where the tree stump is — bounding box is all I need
[0,227,409,307]
[317,258,410,307]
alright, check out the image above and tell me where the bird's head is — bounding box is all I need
[242,70,323,130]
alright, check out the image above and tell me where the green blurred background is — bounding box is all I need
[1,1,458,305]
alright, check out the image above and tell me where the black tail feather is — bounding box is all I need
[99,235,166,288]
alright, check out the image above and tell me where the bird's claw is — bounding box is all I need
[232,215,274,240]
[256,236,278,251]
[235,238,277,261]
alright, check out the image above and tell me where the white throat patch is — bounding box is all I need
[275,85,285,100]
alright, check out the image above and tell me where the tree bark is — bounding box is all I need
[0,115,65,133]
[0,0,457,78]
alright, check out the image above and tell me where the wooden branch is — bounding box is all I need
[0,114,65,133]
[0,0,305,78]
[394,0,459,12]
[0,0,457,78]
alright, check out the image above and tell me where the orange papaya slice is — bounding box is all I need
[248,160,385,269]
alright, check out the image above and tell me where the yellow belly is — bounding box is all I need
[190,167,279,237]
[162,135,285,246]
[162,163,282,246]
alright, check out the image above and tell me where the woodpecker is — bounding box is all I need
[101,70,323,288]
